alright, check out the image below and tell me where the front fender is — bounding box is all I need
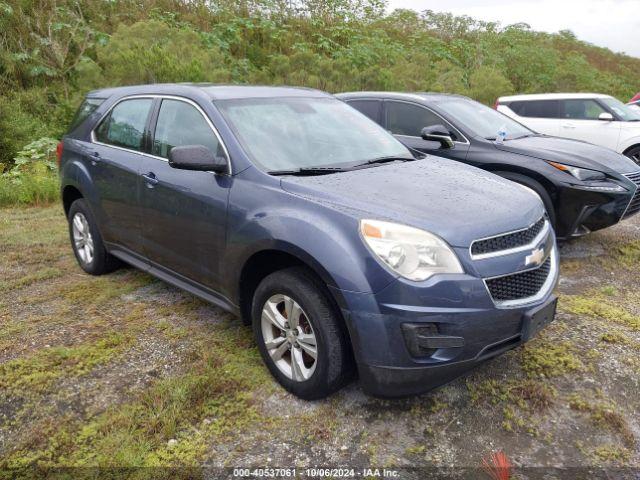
[222,171,398,305]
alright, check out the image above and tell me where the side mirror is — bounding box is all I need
[598,112,614,122]
[168,145,228,173]
[421,125,455,149]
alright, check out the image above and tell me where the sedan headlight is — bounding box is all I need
[547,161,626,192]
[360,219,463,281]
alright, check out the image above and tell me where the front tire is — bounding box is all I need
[625,146,640,166]
[68,199,120,275]
[251,267,353,400]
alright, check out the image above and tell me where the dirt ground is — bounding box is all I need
[1,205,639,479]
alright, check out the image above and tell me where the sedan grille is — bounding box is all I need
[622,171,640,220]
[485,257,552,303]
[471,217,546,257]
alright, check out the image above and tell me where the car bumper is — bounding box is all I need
[554,183,636,239]
[331,256,559,397]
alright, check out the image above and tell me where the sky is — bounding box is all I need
[387,0,640,58]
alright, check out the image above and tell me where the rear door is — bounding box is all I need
[500,100,561,136]
[91,97,154,254]
[139,97,231,291]
[557,99,622,150]
[382,100,470,161]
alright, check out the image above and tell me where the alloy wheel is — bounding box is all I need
[261,294,318,382]
[72,212,94,265]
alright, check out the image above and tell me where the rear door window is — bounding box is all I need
[346,100,382,124]
[94,98,153,151]
[509,100,560,118]
[386,101,457,139]
[152,99,224,159]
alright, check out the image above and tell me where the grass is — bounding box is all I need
[2,204,640,471]
[568,394,635,450]
[0,332,129,396]
[0,172,59,208]
[561,294,640,331]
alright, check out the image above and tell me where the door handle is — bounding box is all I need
[89,151,102,165]
[561,123,576,129]
[141,172,159,187]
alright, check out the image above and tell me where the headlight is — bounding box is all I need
[547,161,626,192]
[547,161,605,181]
[360,219,463,281]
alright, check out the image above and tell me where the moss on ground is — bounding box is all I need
[561,295,640,331]
[0,332,129,396]
[521,339,585,378]
[568,394,635,449]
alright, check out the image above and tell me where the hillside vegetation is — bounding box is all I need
[1,0,639,200]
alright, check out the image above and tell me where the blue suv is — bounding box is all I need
[58,84,558,399]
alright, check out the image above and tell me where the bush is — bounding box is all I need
[0,138,60,207]
[94,20,232,86]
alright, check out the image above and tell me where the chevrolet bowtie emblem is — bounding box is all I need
[525,247,545,267]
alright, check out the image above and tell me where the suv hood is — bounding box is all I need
[280,157,543,248]
[494,135,639,174]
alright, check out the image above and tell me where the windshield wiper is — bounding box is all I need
[357,156,416,167]
[268,166,350,176]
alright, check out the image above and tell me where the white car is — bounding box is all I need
[496,93,640,164]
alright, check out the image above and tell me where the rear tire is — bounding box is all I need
[68,199,121,275]
[625,146,640,166]
[251,267,353,400]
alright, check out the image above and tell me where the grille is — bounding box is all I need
[471,217,546,257]
[622,171,640,220]
[485,257,552,302]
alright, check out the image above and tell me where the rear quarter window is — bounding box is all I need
[347,100,382,124]
[68,98,105,132]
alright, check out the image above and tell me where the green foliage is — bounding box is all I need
[1,0,639,185]
[92,20,231,86]
[0,137,59,207]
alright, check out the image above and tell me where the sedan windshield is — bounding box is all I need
[438,98,533,140]
[601,97,640,121]
[216,97,412,172]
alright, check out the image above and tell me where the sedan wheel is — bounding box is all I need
[626,147,640,165]
[261,294,318,382]
[72,212,95,265]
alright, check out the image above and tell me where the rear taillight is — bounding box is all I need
[56,141,63,167]
[493,99,500,110]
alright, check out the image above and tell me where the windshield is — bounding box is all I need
[601,97,640,121]
[438,98,533,140]
[217,97,412,171]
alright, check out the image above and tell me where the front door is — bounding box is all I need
[558,99,622,150]
[139,97,231,291]
[90,97,154,254]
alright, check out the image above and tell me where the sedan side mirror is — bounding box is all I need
[168,145,228,173]
[598,112,614,122]
[421,125,455,149]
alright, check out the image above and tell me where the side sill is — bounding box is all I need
[108,245,240,316]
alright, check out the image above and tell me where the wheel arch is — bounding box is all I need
[623,143,640,158]
[237,245,347,327]
[62,184,84,216]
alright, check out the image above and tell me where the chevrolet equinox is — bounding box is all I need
[58,84,559,399]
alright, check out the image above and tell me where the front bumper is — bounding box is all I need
[332,243,559,397]
[351,295,557,397]
[554,183,636,239]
